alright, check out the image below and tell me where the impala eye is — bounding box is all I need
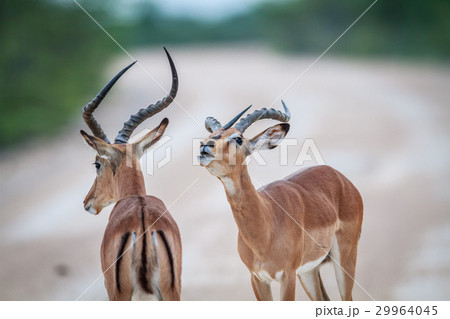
[94,162,101,170]
[234,137,242,146]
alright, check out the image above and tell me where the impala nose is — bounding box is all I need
[84,202,98,215]
[200,140,215,156]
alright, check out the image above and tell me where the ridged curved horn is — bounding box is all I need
[234,100,291,133]
[205,105,252,133]
[204,117,222,133]
[82,61,136,143]
[114,47,178,144]
[222,105,252,130]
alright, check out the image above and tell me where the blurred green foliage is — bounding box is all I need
[0,0,113,148]
[253,0,450,58]
[1,0,448,148]
[109,2,261,46]
[118,0,449,59]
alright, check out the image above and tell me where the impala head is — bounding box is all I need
[80,48,177,215]
[199,101,290,178]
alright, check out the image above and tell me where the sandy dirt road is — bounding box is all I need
[0,46,449,300]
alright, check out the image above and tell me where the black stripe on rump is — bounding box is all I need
[139,202,152,293]
[116,232,131,292]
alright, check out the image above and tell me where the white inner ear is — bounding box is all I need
[251,129,284,152]
[82,136,95,149]
[143,131,160,150]
[251,136,268,149]
[269,131,284,146]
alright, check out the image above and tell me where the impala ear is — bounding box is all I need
[80,130,121,159]
[80,130,96,149]
[133,118,169,158]
[248,123,290,153]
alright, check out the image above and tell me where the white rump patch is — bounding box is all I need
[330,236,345,295]
[152,231,158,248]
[131,291,159,301]
[296,254,328,275]
[275,270,284,281]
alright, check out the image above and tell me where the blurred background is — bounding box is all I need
[0,0,449,300]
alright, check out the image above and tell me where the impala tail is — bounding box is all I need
[130,231,162,301]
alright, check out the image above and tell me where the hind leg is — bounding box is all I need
[330,235,357,301]
[318,270,330,300]
[251,274,273,301]
[280,271,296,301]
[298,267,329,301]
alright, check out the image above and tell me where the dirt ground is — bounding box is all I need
[0,46,449,301]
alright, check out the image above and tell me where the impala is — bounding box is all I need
[80,48,181,301]
[198,103,363,301]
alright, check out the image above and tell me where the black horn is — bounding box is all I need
[222,105,252,130]
[81,61,136,143]
[114,47,178,144]
[234,100,290,133]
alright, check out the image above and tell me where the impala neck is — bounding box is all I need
[219,166,271,252]
[117,163,146,199]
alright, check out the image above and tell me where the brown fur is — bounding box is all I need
[81,119,182,301]
[101,195,182,301]
[200,126,363,301]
